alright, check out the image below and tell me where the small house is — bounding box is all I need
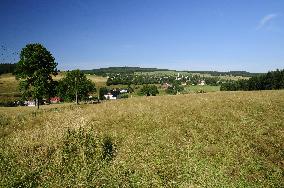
[120,89,128,93]
[50,97,62,103]
[104,93,116,100]
[162,83,172,89]
[198,80,206,86]
[25,100,35,107]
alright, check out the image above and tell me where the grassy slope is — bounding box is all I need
[0,74,21,103]
[1,91,284,187]
[0,73,107,102]
[184,85,220,93]
[0,74,19,94]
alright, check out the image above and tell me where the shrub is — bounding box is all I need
[120,93,129,99]
[139,85,159,96]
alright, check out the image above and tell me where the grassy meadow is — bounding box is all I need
[0,74,21,103]
[0,74,20,94]
[183,85,220,93]
[1,90,283,187]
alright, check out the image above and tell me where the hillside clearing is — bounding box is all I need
[1,90,284,187]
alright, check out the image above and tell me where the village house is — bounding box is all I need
[198,80,206,86]
[50,97,62,103]
[162,83,172,89]
[120,89,128,93]
[25,100,35,107]
[104,92,116,100]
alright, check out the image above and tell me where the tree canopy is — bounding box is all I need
[139,85,159,96]
[16,43,58,108]
[57,70,95,102]
[166,83,184,95]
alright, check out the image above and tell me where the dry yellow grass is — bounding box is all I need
[52,72,107,87]
[0,73,19,94]
[1,90,284,187]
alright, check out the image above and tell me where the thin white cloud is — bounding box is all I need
[257,13,278,30]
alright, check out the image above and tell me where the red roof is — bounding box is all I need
[50,97,61,101]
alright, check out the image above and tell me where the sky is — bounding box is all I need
[0,0,284,72]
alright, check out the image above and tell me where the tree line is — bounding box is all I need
[186,71,262,77]
[220,69,284,91]
[82,67,171,76]
[81,67,261,77]
[0,63,16,75]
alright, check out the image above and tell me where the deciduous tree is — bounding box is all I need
[57,70,95,103]
[16,43,58,108]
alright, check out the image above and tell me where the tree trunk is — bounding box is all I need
[36,98,39,109]
[76,90,78,105]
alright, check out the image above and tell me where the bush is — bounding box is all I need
[120,94,129,99]
[139,85,159,96]
[165,84,184,95]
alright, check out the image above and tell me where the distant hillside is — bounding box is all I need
[82,67,262,77]
[82,67,172,75]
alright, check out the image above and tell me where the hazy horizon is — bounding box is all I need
[1,0,283,72]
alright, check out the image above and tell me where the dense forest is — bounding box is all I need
[221,69,284,91]
[0,63,16,75]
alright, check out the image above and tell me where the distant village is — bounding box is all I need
[16,73,210,107]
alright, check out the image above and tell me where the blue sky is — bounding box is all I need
[0,0,283,72]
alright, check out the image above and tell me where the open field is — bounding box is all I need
[0,74,21,103]
[184,85,220,93]
[1,90,283,187]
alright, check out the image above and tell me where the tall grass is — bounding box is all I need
[1,90,283,187]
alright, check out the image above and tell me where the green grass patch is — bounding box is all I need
[184,85,220,93]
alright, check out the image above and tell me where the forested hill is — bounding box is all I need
[82,67,172,75]
[0,63,16,75]
[82,67,262,77]
[0,64,263,77]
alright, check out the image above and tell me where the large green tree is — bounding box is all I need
[139,85,159,96]
[166,83,184,95]
[16,43,58,108]
[99,87,109,100]
[57,70,95,103]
